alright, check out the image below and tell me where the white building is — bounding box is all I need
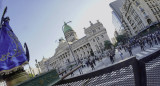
[25,67,40,76]
[120,0,160,36]
[111,37,117,44]
[39,21,110,73]
[37,57,49,73]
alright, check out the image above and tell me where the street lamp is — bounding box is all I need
[62,21,78,65]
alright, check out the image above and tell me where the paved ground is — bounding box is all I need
[65,43,160,79]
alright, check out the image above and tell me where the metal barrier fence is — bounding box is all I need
[145,57,160,86]
[140,49,160,86]
[55,49,160,86]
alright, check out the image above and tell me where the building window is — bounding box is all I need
[147,19,152,24]
[157,7,160,11]
[154,8,158,12]
[97,37,99,40]
[135,31,138,33]
[93,29,96,33]
[100,43,103,47]
[133,27,136,30]
[139,6,144,12]
[151,9,154,12]
[95,45,99,50]
[93,39,95,42]
[127,16,129,21]
[131,23,134,26]
[101,35,104,38]
[87,51,89,54]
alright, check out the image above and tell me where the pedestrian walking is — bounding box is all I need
[119,50,123,60]
[89,61,95,70]
[140,41,145,51]
[127,45,133,56]
[70,67,74,77]
[154,37,158,45]
[109,52,114,64]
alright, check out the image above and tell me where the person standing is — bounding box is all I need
[109,51,114,64]
[157,35,160,43]
[119,50,123,60]
[70,67,74,77]
[92,58,96,66]
[140,40,145,51]
[86,58,89,68]
[123,45,127,52]
[89,60,95,70]
[148,37,153,47]
[154,36,158,45]
[127,44,133,56]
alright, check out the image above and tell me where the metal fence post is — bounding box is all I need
[132,58,146,86]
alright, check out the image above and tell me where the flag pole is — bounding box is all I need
[0,7,7,25]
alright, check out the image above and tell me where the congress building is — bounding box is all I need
[39,20,110,73]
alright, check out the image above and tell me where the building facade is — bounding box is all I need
[111,37,117,44]
[25,67,39,76]
[120,0,160,36]
[37,57,49,73]
[112,11,125,35]
[39,21,110,73]
[110,0,126,35]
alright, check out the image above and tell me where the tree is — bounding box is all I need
[104,40,112,49]
[28,73,35,78]
[116,35,127,44]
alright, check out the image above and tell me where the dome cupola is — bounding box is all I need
[63,22,78,42]
[63,22,73,33]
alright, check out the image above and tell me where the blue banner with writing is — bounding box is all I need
[0,18,28,73]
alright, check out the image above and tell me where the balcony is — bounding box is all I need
[153,12,157,15]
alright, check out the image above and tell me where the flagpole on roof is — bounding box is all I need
[0,7,7,25]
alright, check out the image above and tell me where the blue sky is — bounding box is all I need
[0,0,115,68]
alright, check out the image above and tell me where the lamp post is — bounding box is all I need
[62,21,78,65]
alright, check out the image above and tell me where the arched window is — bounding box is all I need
[101,35,104,38]
[147,19,152,25]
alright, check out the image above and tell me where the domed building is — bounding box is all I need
[39,21,110,72]
[63,22,78,42]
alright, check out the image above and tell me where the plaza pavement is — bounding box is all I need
[64,43,160,79]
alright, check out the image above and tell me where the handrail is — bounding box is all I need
[61,64,82,80]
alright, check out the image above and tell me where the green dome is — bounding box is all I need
[63,23,73,33]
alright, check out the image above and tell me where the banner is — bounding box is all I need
[0,18,28,74]
[17,69,60,86]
